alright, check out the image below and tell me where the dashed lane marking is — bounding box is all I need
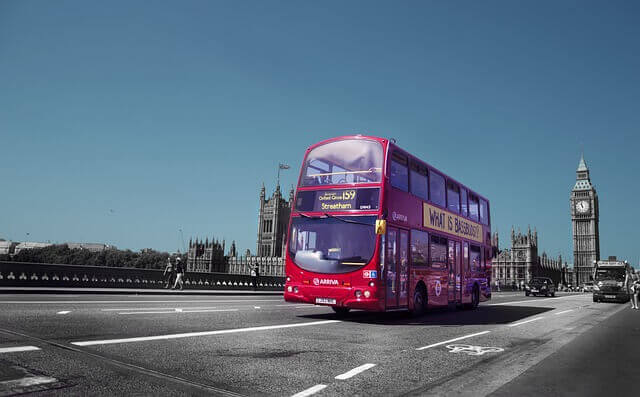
[117,309,239,315]
[291,384,327,397]
[507,317,546,327]
[0,346,41,353]
[101,306,219,311]
[57,311,71,314]
[416,331,491,351]
[488,295,583,306]
[254,306,261,309]
[334,363,376,380]
[554,309,574,315]
[72,320,341,346]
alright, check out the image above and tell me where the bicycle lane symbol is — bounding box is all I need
[445,344,505,356]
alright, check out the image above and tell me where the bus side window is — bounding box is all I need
[461,188,468,217]
[411,229,429,266]
[410,162,428,201]
[470,245,480,272]
[390,153,409,192]
[469,194,479,222]
[479,198,489,226]
[429,171,446,208]
[463,242,469,272]
[447,181,460,214]
[430,235,447,269]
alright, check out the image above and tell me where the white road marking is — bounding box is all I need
[72,320,341,346]
[416,331,491,351]
[291,384,327,397]
[102,306,220,311]
[1,376,58,388]
[508,317,545,327]
[335,363,376,380]
[554,309,574,315]
[0,346,41,353]
[489,296,578,306]
[254,306,261,309]
[118,309,239,315]
[57,310,71,314]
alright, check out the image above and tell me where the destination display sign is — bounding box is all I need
[295,188,380,212]
[423,203,483,243]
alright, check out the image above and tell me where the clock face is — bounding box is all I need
[576,200,590,213]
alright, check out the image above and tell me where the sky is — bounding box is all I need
[1,1,639,265]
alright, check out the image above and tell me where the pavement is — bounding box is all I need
[0,291,635,396]
[0,286,282,295]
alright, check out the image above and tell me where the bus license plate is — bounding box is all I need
[605,295,616,299]
[315,298,336,305]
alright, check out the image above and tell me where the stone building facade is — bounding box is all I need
[186,238,231,273]
[492,226,569,287]
[570,154,600,286]
[257,184,294,257]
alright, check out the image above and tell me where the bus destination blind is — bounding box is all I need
[295,188,380,212]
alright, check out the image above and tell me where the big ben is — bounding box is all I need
[570,154,600,286]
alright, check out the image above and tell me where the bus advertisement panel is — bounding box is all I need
[284,135,492,315]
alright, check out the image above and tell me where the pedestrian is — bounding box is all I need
[496,280,501,292]
[251,265,259,291]
[172,257,184,291]
[626,270,640,310]
[163,257,174,289]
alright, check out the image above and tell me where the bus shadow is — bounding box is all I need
[301,305,555,326]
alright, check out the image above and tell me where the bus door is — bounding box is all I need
[448,240,462,304]
[385,227,409,309]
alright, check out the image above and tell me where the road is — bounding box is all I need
[0,291,635,396]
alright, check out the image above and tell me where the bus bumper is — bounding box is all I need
[284,285,383,311]
[593,291,629,303]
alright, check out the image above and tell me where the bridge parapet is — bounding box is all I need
[0,261,284,291]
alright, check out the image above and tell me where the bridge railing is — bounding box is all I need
[0,261,284,291]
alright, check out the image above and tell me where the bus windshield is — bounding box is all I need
[300,139,383,186]
[288,215,376,274]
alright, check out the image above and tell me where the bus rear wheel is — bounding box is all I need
[411,287,427,317]
[331,306,351,316]
[465,286,479,310]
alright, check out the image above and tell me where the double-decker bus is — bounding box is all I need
[284,135,492,315]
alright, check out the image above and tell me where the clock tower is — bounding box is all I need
[570,154,600,286]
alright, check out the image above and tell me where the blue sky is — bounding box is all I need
[1,1,639,265]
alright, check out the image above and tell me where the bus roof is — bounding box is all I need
[305,135,490,204]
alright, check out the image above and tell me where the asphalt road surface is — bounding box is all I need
[0,291,635,396]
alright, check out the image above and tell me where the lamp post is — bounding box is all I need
[277,163,290,187]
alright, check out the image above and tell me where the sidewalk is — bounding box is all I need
[490,303,640,396]
[0,286,283,295]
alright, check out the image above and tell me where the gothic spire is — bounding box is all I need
[577,152,588,172]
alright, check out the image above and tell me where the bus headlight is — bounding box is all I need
[364,290,371,298]
[287,286,293,293]
[293,287,299,294]
[355,290,362,298]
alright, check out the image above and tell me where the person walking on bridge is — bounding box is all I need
[172,257,185,291]
[163,257,174,289]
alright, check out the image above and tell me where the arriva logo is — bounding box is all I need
[392,211,408,222]
[312,278,339,286]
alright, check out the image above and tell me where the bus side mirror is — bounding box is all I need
[375,219,387,235]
